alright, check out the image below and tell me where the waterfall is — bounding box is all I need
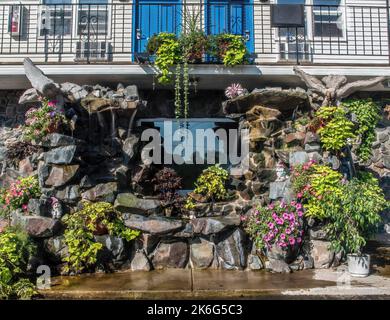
[110,108,117,139]
[127,108,138,138]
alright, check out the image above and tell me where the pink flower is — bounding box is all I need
[297,192,303,198]
[280,200,286,208]
[279,242,287,248]
[22,204,28,211]
[272,213,278,220]
[268,203,275,210]
[296,203,302,210]
[280,233,286,240]
[285,228,291,234]
[289,237,296,245]
[297,211,303,217]
[291,201,296,206]
[296,237,302,244]
[276,218,284,225]
[282,212,289,220]
[268,222,275,229]
[48,100,58,107]
[240,215,246,221]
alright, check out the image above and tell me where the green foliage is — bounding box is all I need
[291,162,343,220]
[341,99,381,162]
[180,10,208,63]
[315,106,356,152]
[149,31,249,86]
[208,34,248,66]
[189,164,229,203]
[243,200,304,252]
[23,99,68,142]
[0,227,37,300]
[146,32,177,55]
[0,176,41,214]
[62,201,140,274]
[152,33,182,84]
[320,172,387,254]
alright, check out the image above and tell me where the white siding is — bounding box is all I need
[0,0,388,65]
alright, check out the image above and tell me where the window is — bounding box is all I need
[77,0,109,36]
[276,0,306,38]
[40,0,73,36]
[313,0,344,38]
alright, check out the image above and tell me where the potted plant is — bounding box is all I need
[243,200,305,263]
[318,172,387,277]
[207,33,248,66]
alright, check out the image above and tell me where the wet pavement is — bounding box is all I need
[40,241,390,300]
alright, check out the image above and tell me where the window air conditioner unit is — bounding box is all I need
[279,42,311,61]
[75,41,109,61]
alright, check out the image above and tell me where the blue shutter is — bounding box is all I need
[206,0,254,54]
[133,0,181,54]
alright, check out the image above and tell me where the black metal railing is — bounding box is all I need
[0,2,389,64]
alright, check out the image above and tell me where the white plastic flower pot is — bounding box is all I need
[347,254,370,277]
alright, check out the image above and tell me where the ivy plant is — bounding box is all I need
[315,106,356,152]
[319,172,387,254]
[62,201,140,274]
[291,161,344,220]
[341,99,381,162]
[152,33,182,84]
[0,227,37,300]
[185,164,229,209]
[208,34,248,66]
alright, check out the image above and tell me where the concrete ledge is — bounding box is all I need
[1,64,390,90]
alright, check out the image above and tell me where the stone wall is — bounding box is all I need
[0,90,29,127]
[0,86,389,275]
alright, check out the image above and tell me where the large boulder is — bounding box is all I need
[45,164,79,187]
[60,82,88,102]
[265,259,291,273]
[215,228,246,270]
[114,193,160,215]
[94,235,126,263]
[123,214,183,235]
[55,185,80,204]
[39,133,82,148]
[27,198,51,217]
[223,88,309,114]
[81,96,119,114]
[190,215,241,235]
[152,241,189,269]
[245,106,283,142]
[130,250,151,271]
[18,216,62,238]
[247,254,264,270]
[190,238,215,269]
[81,182,118,203]
[122,135,139,164]
[44,236,68,262]
[43,145,77,165]
[309,240,335,269]
[289,151,309,166]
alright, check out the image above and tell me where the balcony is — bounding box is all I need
[0,2,389,65]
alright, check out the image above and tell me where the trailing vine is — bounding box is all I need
[153,33,181,84]
[341,99,381,162]
[62,201,140,274]
[183,61,189,119]
[174,63,182,118]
